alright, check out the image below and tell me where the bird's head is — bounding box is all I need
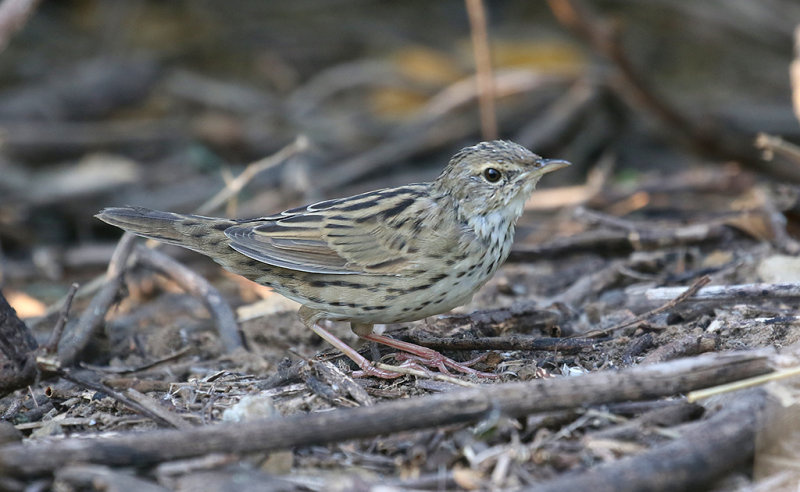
[435,140,570,225]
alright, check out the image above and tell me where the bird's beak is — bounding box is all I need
[530,158,571,178]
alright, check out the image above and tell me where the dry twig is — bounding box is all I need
[196,135,309,215]
[56,369,181,429]
[645,281,800,302]
[41,282,78,356]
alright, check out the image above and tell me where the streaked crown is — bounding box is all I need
[434,140,569,221]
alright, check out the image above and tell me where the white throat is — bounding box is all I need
[465,192,527,245]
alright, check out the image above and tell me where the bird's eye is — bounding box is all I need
[483,168,502,183]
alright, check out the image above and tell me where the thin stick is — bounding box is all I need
[57,369,178,429]
[42,283,79,355]
[196,135,309,215]
[465,0,497,140]
[687,366,800,403]
[580,275,711,338]
[372,362,476,387]
[645,281,800,302]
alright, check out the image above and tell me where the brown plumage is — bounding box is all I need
[97,140,569,378]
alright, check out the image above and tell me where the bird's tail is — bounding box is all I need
[95,206,237,257]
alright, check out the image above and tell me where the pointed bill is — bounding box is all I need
[537,158,571,174]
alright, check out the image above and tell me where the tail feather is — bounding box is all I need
[96,206,235,256]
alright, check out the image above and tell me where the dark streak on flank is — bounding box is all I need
[329,301,359,308]
[403,283,431,293]
[362,305,389,311]
[309,279,368,289]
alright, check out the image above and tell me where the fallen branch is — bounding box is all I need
[0,349,773,476]
[644,282,800,302]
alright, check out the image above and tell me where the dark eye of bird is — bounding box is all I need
[483,168,501,183]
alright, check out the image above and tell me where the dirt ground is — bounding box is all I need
[2,1,800,491]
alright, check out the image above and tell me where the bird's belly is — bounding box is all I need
[295,254,500,324]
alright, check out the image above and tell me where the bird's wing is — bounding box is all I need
[224,186,434,275]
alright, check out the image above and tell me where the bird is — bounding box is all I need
[96,140,569,378]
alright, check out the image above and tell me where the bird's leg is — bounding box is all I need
[352,323,498,379]
[299,307,402,379]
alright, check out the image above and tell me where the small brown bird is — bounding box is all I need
[97,140,569,378]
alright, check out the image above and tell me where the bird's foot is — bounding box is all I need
[350,362,405,379]
[309,322,404,379]
[362,333,498,379]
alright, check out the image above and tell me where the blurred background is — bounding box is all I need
[1,0,799,313]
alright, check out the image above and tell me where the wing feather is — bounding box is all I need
[224,185,434,275]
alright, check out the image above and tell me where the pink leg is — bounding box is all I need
[361,333,498,379]
[308,323,402,379]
